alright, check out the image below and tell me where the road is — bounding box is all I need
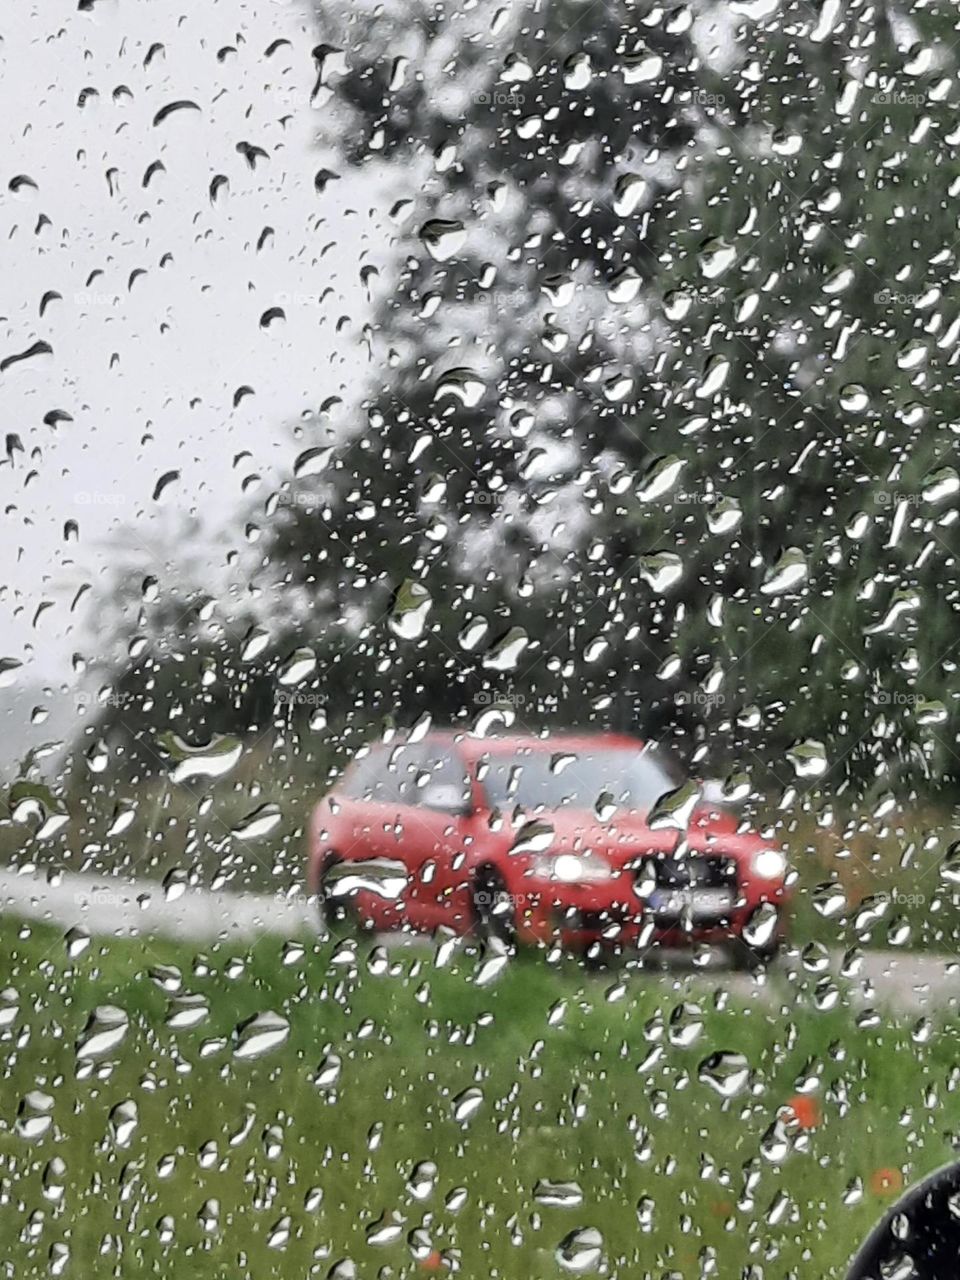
[0,867,955,1014]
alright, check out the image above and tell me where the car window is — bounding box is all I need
[340,746,394,803]
[411,743,471,810]
[341,743,432,805]
[480,746,681,813]
[386,743,425,805]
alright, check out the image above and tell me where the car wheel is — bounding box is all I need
[472,866,517,947]
[318,856,362,933]
[729,935,781,972]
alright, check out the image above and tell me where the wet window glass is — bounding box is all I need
[4,0,960,1276]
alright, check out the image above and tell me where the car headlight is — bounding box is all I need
[531,852,615,883]
[751,848,787,880]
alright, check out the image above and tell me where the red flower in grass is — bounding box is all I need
[784,1094,821,1130]
[420,1251,444,1271]
[870,1167,904,1197]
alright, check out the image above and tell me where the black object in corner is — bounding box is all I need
[847,1161,960,1279]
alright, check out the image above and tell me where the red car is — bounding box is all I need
[306,731,789,965]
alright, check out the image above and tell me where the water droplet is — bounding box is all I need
[65,926,90,959]
[639,552,683,592]
[786,739,828,779]
[555,1226,603,1273]
[535,1179,584,1208]
[388,579,432,640]
[278,647,316,685]
[0,658,23,688]
[452,1086,484,1124]
[811,882,846,918]
[435,367,486,407]
[743,902,779,949]
[668,1002,704,1048]
[159,732,243,784]
[109,1099,139,1147]
[761,547,808,595]
[408,1160,438,1200]
[648,781,701,831]
[637,455,686,503]
[16,1090,54,1140]
[482,626,529,672]
[42,1156,66,1202]
[76,1006,129,1060]
[922,466,959,503]
[613,173,648,216]
[232,803,282,841]
[234,1011,290,1060]
[698,1051,750,1097]
[698,237,737,279]
[166,994,210,1030]
[419,218,466,262]
[163,867,188,901]
[510,819,555,855]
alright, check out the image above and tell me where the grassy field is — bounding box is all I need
[0,916,956,1278]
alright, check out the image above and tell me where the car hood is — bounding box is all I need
[517,805,771,866]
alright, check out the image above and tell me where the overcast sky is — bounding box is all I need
[0,0,381,761]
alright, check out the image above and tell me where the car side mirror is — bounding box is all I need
[847,1160,960,1278]
[420,783,471,816]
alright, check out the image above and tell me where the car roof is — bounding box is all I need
[402,730,646,761]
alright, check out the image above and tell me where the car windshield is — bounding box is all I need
[480,747,682,813]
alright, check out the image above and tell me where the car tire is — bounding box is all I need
[729,935,781,972]
[471,866,517,947]
[318,856,362,934]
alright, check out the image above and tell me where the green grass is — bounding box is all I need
[782,805,960,953]
[0,917,957,1278]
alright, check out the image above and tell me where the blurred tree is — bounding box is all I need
[80,0,960,804]
[258,0,960,796]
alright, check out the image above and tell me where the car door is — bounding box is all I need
[334,743,414,929]
[394,740,475,931]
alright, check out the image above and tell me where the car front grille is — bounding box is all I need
[634,854,738,892]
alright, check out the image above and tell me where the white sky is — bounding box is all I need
[0,0,749,773]
[0,0,381,757]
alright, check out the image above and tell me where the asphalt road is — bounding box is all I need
[0,867,955,1014]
